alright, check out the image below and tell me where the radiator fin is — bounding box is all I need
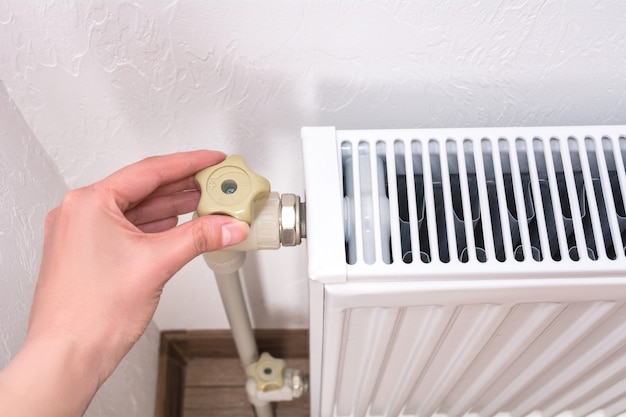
[340,134,626,276]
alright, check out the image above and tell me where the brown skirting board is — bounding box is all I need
[155,329,309,417]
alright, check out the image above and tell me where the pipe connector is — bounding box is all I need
[279,194,305,246]
[227,192,306,249]
[289,369,308,399]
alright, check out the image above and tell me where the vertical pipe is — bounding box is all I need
[214,271,274,417]
[214,271,259,367]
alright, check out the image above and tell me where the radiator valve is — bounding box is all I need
[195,155,270,224]
[246,352,286,392]
[195,155,305,250]
[245,352,309,406]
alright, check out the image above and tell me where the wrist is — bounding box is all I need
[0,335,103,416]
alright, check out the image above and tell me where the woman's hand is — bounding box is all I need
[0,150,249,416]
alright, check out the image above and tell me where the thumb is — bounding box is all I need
[153,215,249,274]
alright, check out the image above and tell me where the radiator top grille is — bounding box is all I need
[340,130,626,274]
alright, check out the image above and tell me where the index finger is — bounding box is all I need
[100,150,226,211]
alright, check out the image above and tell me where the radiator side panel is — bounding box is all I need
[301,126,348,283]
[320,279,626,417]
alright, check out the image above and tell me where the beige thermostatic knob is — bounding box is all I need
[246,352,286,392]
[194,155,270,224]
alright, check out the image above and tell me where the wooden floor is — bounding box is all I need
[156,330,310,417]
[182,357,310,417]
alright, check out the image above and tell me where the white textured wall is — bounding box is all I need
[2,1,626,330]
[0,83,65,370]
[0,83,158,417]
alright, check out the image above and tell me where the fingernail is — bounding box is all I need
[221,221,249,246]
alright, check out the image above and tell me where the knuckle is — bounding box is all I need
[57,185,107,214]
[141,155,160,165]
[60,188,79,204]
[59,187,89,210]
[44,207,59,232]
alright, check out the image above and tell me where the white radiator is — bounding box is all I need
[301,126,626,417]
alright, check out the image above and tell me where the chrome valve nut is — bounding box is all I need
[291,369,308,398]
[279,194,302,246]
